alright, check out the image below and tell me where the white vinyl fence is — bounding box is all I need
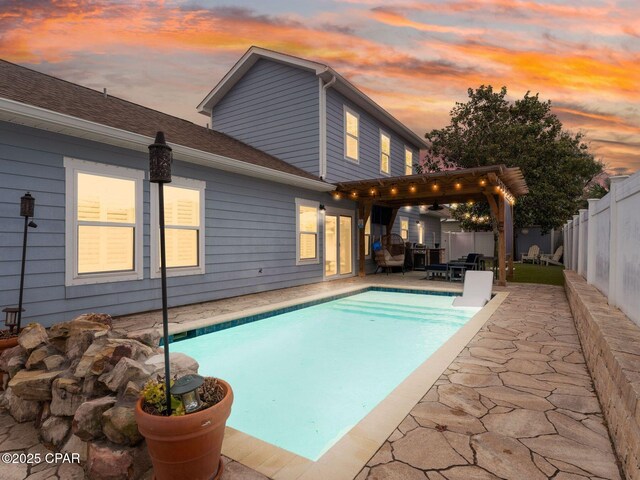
[563,173,640,326]
[443,231,495,261]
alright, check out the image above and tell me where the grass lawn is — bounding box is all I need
[510,262,565,286]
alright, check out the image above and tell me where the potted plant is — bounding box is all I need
[135,374,233,480]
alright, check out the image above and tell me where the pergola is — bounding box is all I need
[333,165,529,286]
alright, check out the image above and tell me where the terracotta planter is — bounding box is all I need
[135,379,233,480]
[0,336,18,354]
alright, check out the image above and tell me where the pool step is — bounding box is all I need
[329,305,469,326]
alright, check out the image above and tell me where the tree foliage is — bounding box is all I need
[421,86,603,233]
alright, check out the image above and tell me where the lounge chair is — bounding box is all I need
[521,245,540,264]
[425,253,482,281]
[540,245,563,266]
[452,270,494,307]
[374,234,405,274]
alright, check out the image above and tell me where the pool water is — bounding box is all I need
[171,290,480,460]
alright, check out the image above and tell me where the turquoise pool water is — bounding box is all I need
[171,290,480,460]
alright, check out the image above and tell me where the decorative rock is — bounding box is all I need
[1,387,39,422]
[72,396,117,441]
[472,432,547,480]
[86,440,151,480]
[102,405,143,446]
[40,415,71,448]
[144,352,199,377]
[75,338,154,378]
[8,369,63,401]
[62,433,88,462]
[0,344,27,377]
[74,340,113,378]
[99,357,150,393]
[25,345,60,370]
[127,328,162,348]
[51,377,85,416]
[43,354,66,371]
[121,381,141,401]
[82,375,111,398]
[18,323,49,352]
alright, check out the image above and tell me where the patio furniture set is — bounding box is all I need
[522,244,564,266]
[423,252,492,282]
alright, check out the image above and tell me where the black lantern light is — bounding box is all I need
[171,374,205,414]
[149,132,173,415]
[14,192,38,333]
[2,307,23,333]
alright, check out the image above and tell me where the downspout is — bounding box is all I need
[318,72,336,180]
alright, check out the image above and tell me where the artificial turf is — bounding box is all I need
[510,262,565,286]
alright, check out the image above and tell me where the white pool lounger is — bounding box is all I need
[452,271,494,307]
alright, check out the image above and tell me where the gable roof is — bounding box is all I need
[0,59,332,191]
[197,46,428,149]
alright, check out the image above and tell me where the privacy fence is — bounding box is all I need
[563,172,640,326]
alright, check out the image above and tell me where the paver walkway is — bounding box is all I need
[0,276,625,479]
[357,283,624,480]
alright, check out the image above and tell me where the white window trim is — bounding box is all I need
[404,145,413,175]
[150,176,206,278]
[295,198,320,265]
[379,129,391,176]
[343,105,359,163]
[64,157,144,286]
[400,216,409,241]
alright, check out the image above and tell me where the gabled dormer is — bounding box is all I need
[198,47,427,183]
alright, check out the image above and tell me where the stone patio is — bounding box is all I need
[0,274,626,479]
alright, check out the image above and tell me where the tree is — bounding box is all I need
[420,86,603,233]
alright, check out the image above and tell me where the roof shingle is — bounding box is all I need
[0,59,322,182]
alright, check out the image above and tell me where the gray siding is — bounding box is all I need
[212,59,320,176]
[0,122,353,327]
[324,88,420,184]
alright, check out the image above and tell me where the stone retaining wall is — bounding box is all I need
[564,270,640,480]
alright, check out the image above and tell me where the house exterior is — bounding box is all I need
[0,47,439,327]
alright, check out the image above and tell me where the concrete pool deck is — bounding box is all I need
[0,273,625,479]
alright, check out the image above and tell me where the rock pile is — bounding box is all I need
[0,314,199,480]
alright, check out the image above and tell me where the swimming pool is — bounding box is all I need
[171,289,481,460]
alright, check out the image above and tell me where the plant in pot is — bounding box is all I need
[135,374,233,480]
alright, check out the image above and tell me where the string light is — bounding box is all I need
[479,178,487,187]
[370,188,376,196]
[351,191,358,198]
[333,192,341,200]
[454,182,462,190]
[390,185,398,195]
[467,200,474,206]
[432,181,439,191]
[451,203,458,209]
[409,184,417,193]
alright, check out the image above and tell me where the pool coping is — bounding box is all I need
[174,284,509,480]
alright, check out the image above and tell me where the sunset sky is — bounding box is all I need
[1,0,638,174]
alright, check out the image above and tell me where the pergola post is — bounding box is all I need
[358,201,372,278]
[497,195,506,286]
[386,208,399,235]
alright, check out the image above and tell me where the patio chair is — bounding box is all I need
[452,270,494,307]
[540,245,563,266]
[521,245,540,264]
[425,253,482,281]
[374,234,405,274]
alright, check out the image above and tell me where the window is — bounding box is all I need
[404,146,414,175]
[64,158,144,286]
[364,216,371,256]
[400,217,409,240]
[380,131,390,174]
[296,199,319,264]
[418,221,425,244]
[151,177,206,278]
[344,106,359,162]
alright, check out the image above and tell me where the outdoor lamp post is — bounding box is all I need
[17,192,37,333]
[171,374,205,414]
[149,131,173,416]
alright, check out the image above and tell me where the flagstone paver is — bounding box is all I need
[358,283,624,480]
